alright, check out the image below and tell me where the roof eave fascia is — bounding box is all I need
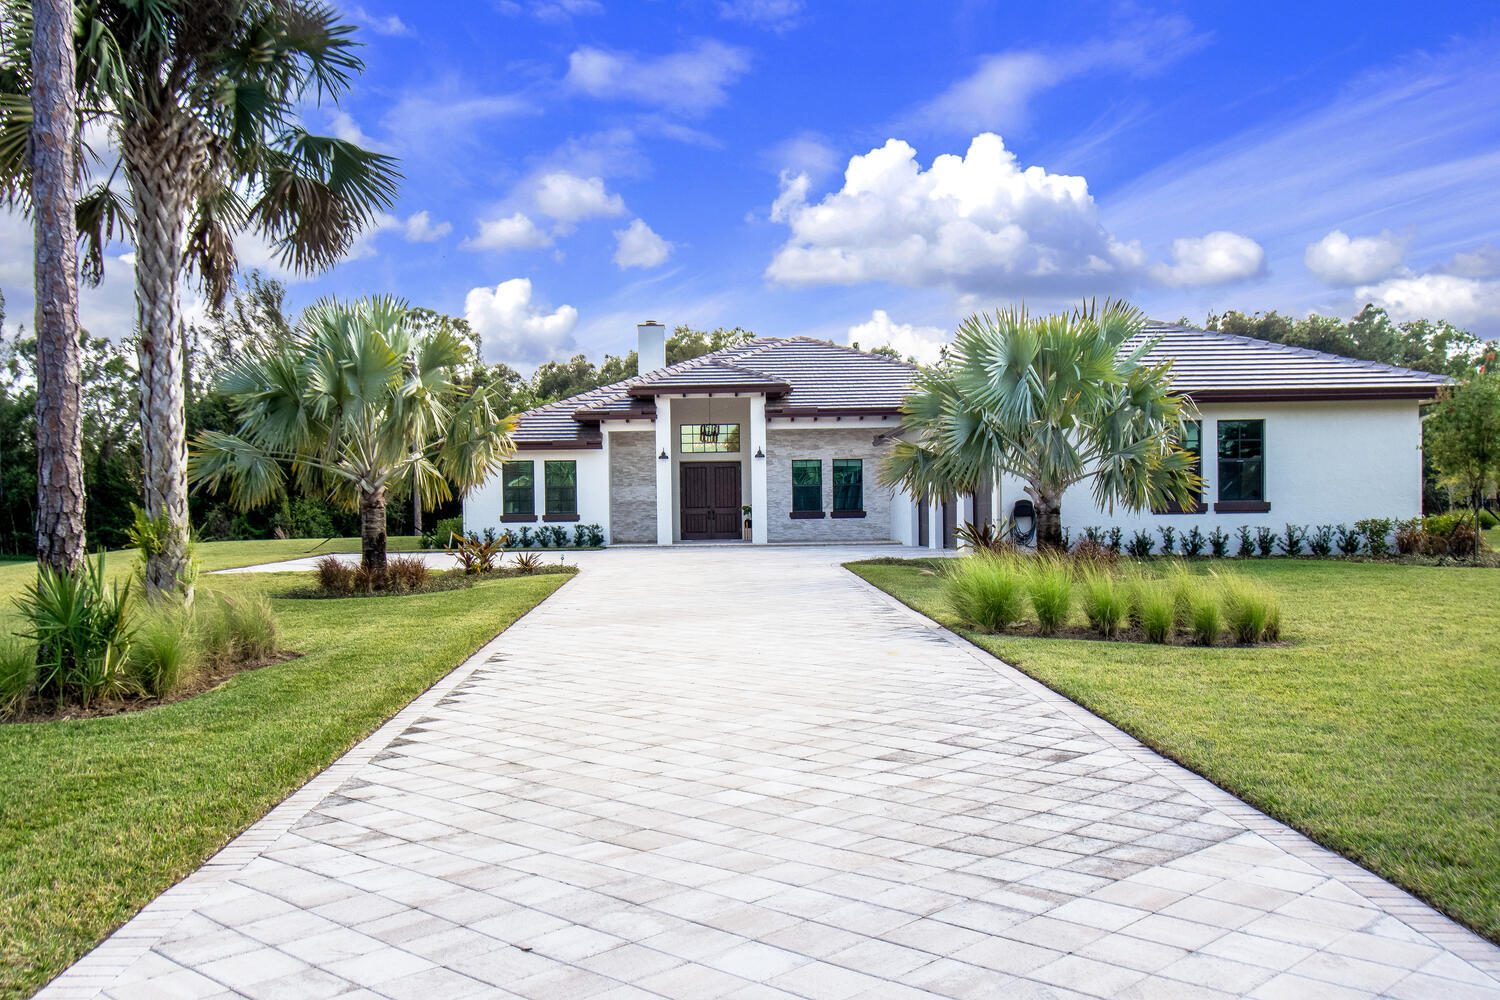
[1179,385,1448,403]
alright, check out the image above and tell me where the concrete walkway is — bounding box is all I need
[43,547,1500,999]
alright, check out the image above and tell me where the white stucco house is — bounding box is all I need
[463,321,1450,548]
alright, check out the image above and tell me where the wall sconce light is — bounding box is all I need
[658,449,669,460]
[754,447,765,459]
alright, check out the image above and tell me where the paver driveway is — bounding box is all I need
[41,546,1500,1000]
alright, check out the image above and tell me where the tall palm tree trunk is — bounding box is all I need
[124,124,200,600]
[360,486,389,573]
[1032,486,1065,551]
[29,0,85,575]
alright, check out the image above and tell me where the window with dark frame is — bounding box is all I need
[502,461,534,515]
[1217,419,1265,502]
[1154,419,1204,514]
[791,460,822,512]
[832,459,863,512]
[544,460,577,515]
[679,423,741,453]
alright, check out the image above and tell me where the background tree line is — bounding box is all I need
[0,276,762,554]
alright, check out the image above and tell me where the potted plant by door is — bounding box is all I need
[742,505,752,541]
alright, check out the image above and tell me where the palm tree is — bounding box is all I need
[882,301,1201,549]
[189,297,515,572]
[23,0,84,574]
[0,1,400,598]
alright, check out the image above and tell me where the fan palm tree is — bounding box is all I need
[882,301,1201,550]
[189,297,515,573]
[24,0,84,574]
[0,1,400,597]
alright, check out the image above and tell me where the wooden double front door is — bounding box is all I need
[680,462,742,540]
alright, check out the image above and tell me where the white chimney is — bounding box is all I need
[637,321,666,374]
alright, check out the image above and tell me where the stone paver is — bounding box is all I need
[40,546,1500,999]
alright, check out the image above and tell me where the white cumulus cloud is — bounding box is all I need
[1148,230,1265,287]
[718,0,803,31]
[613,219,672,269]
[1304,230,1406,285]
[533,172,626,223]
[847,310,947,365]
[464,213,553,251]
[1356,273,1500,331]
[402,211,451,243]
[564,41,750,116]
[464,278,579,366]
[765,133,1144,296]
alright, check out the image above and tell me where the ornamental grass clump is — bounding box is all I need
[1189,588,1223,646]
[945,555,1027,633]
[129,606,195,698]
[1028,559,1073,635]
[200,594,279,667]
[0,639,36,716]
[1133,581,1175,644]
[1220,573,1281,644]
[1080,569,1128,638]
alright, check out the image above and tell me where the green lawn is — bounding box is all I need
[848,557,1500,945]
[0,550,570,1000]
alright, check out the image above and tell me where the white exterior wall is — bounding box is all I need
[996,400,1425,544]
[463,448,609,538]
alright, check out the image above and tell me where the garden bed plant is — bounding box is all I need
[1,553,287,723]
[942,551,1283,646]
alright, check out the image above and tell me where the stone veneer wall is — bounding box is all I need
[767,427,895,543]
[608,431,656,543]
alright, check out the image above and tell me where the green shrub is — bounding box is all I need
[1309,525,1334,557]
[423,516,463,549]
[945,555,1028,632]
[1255,526,1276,557]
[546,525,568,547]
[1133,581,1175,643]
[15,552,135,707]
[1356,517,1394,556]
[130,606,195,698]
[1335,524,1363,555]
[1027,559,1073,634]
[1157,526,1176,556]
[0,638,37,716]
[1189,589,1223,646]
[1220,574,1280,645]
[585,523,605,547]
[573,524,589,547]
[1182,527,1206,558]
[1236,525,1254,557]
[513,551,545,574]
[1125,530,1154,558]
[1080,569,1127,638]
[1278,524,1306,556]
[1208,526,1230,558]
[514,526,534,548]
[1480,508,1499,529]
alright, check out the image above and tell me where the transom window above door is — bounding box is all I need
[680,423,741,453]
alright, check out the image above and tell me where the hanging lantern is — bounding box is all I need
[700,423,719,443]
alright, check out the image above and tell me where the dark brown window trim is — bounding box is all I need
[831,509,866,518]
[1214,500,1271,514]
[543,512,580,522]
[1153,501,1208,515]
[501,513,538,522]
[789,510,826,519]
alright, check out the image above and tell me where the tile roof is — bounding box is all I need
[1134,322,1452,401]
[508,325,1449,447]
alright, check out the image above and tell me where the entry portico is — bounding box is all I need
[466,323,925,546]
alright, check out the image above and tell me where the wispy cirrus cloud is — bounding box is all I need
[564,40,751,116]
[909,13,1209,135]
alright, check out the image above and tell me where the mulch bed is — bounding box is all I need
[4,650,302,724]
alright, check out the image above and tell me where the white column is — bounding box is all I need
[598,430,613,545]
[928,495,943,550]
[655,396,673,545]
[749,396,769,544]
[957,493,975,549]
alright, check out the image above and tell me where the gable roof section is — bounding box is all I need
[506,325,1450,449]
[1134,323,1452,402]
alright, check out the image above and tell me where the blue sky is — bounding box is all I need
[3,0,1499,370]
